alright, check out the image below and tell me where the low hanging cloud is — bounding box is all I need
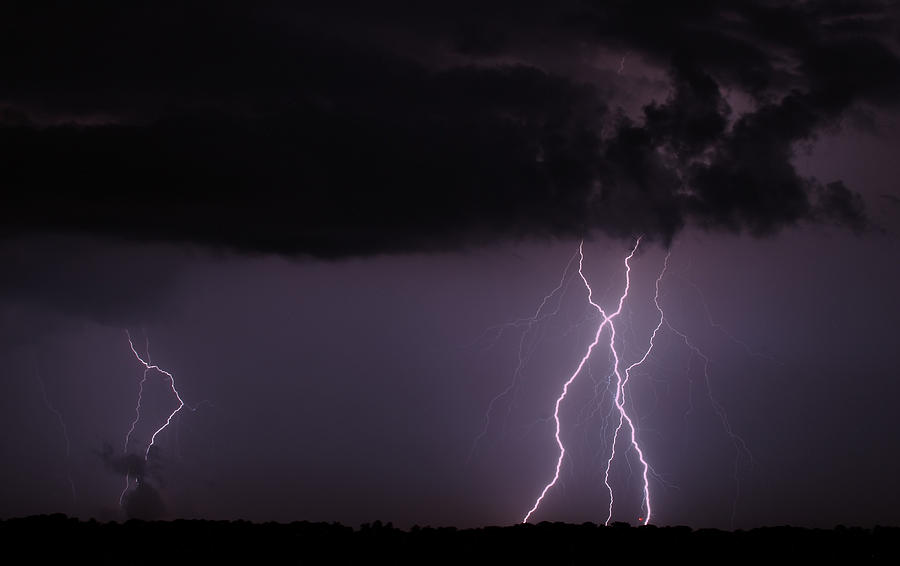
[1,1,897,257]
[0,235,187,332]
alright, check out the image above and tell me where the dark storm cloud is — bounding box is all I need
[1,1,897,256]
[817,181,867,231]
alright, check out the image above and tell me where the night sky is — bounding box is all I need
[1,1,899,530]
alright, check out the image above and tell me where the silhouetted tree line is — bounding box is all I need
[1,514,897,565]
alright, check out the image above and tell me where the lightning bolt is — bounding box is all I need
[119,329,187,507]
[32,354,77,506]
[602,251,669,526]
[478,238,754,526]
[523,237,643,524]
[600,249,754,527]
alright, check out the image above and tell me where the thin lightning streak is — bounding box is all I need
[523,238,642,524]
[677,275,780,364]
[32,355,77,505]
[464,251,578,353]
[580,356,614,425]
[469,250,580,462]
[664,319,754,528]
[144,330,152,364]
[666,322,753,460]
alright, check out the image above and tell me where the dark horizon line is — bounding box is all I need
[4,513,895,533]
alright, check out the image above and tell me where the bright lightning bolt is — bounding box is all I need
[523,237,643,524]
[602,251,669,526]
[476,239,756,526]
[119,329,187,507]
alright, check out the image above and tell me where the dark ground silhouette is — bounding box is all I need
[2,515,897,564]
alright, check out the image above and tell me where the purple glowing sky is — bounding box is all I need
[2,225,898,528]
